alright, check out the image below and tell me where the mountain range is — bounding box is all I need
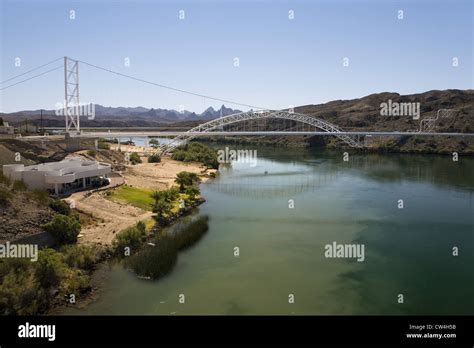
[0,104,242,127]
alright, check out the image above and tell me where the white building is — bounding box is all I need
[0,121,15,134]
[3,158,111,195]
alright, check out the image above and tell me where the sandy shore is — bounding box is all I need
[70,149,215,246]
[123,156,214,190]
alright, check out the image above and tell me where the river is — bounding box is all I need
[62,145,474,315]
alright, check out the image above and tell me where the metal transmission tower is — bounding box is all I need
[64,56,80,133]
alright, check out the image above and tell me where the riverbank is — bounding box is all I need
[69,150,215,246]
[195,134,474,155]
[49,199,208,314]
[0,140,217,315]
[46,144,216,314]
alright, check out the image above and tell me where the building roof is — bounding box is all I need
[3,158,111,184]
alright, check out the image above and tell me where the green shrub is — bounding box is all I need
[150,187,180,218]
[175,171,201,192]
[149,138,160,148]
[165,187,180,202]
[49,199,71,216]
[0,247,93,315]
[173,216,209,250]
[34,249,68,289]
[127,236,178,280]
[171,149,186,161]
[136,220,146,234]
[151,198,172,218]
[43,214,81,245]
[125,216,209,280]
[12,180,27,191]
[148,153,161,163]
[98,140,110,150]
[0,258,31,279]
[0,264,41,315]
[61,245,101,271]
[129,152,142,165]
[113,222,147,256]
[171,142,219,169]
[87,149,96,157]
[37,155,49,163]
[184,185,200,201]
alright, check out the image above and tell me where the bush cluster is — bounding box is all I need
[49,199,72,216]
[125,216,209,280]
[148,153,161,163]
[129,152,142,165]
[0,246,99,315]
[171,142,219,169]
[113,221,147,256]
[43,214,81,245]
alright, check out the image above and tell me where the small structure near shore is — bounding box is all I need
[3,158,111,195]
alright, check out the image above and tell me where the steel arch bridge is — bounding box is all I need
[159,110,362,154]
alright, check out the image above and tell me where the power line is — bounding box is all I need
[0,65,63,91]
[0,57,63,84]
[76,58,270,110]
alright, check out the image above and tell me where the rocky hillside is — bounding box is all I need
[297,89,473,133]
[207,89,474,154]
[0,180,54,243]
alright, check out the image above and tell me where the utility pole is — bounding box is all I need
[40,109,43,134]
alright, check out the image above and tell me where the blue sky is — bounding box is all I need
[0,0,472,113]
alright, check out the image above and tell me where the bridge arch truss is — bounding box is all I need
[159,110,362,154]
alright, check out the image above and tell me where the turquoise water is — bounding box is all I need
[62,146,474,315]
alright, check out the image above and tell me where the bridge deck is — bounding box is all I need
[21,131,474,140]
[73,131,474,138]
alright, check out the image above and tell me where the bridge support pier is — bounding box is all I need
[65,132,82,152]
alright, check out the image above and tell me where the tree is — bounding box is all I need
[166,187,180,202]
[175,172,201,192]
[98,139,110,150]
[184,185,200,201]
[152,198,172,218]
[43,214,81,245]
[151,190,169,205]
[149,138,160,148]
